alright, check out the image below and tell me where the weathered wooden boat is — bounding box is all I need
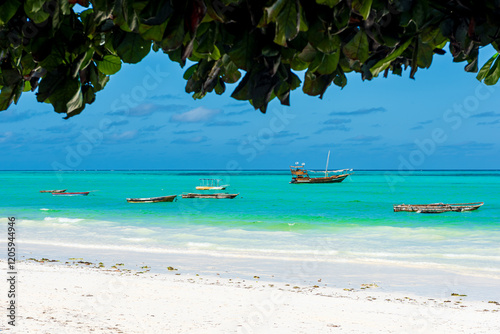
[181,193,238,199]
[195,178,228,190]
[393,202,484,213]
[40,189,67,193]
[290,167,352,183]
[291,151,353,184]
[126,195,177,203]
[290,151,354,184]
[52,192,90,196]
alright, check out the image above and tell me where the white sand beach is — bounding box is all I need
[3,259,500,334]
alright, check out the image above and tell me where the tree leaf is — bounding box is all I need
[370,38,413,77]
[214,78,225,95]
[88,62,110,91]
[315,0,341,8]
[139,19,169,42]
[118,0,140,32]
[52,78,83,116]
[161,15,185,51]
[24,0,50,24]
[310,52,340,75]
[0,82,23,110]
[183,64,198,80]
[343,30,369,62]
[477,53,498,81]
[298,43,317,62]
[291,56,308,71]
[308,21,340,55]
[36,71,64,103]
[417,41,433,68]
[116,32,151,64]
[80,48,95,70]
[23,81,32,92]
[465,57,478,73]
[302,70,334,98]
[411,0,428,29]
[82,85,96,104]
[220,56,241,83]
[316,33,341,55]
[228,32,256,71]
[0,0,20,25]
[186,0,207,33]
[140,0,173,26]
[351,0,373,20]
[231,72,252,100]
[484,56,500,85]
[38,73,83,115]
[210,45,221,60]
[96,55,122,75]
[274,0,300,46]
[263,0,286,25]
[333,69,347,88]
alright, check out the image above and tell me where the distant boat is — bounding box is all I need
[393,202,484,213]
[182,193,238,199]
[40,189,66,193]
[290,151,353,184]
[126,195,177,203]
[195,178,228,190]
[52,192,90,196]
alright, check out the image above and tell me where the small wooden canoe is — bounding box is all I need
[40,189,67,193]
[126,195,177,203]
[52,192,90,196]
[393,202,484,213]
[181,193,238,199]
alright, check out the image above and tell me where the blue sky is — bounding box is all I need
[1,46,499,170]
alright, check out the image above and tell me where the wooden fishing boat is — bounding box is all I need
[126,195,177,203]
[290,151,353,184]
[195,178,228,190]
[40,189,67,193]
[181,193,238,199]
[393,202,484,213]
[52,192,90,196]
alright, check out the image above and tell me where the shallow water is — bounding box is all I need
[2,170,499,279]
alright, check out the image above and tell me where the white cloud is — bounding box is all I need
[110,130,138,141]
[0,132,13,143]
[171,136,208,144]
[170,107,220,123]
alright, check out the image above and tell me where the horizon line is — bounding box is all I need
[1,169,499,172]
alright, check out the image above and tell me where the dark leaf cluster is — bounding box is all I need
[1,0,500,118]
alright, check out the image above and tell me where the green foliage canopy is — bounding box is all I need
[1,0,500,118]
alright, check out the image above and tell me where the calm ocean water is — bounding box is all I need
[2,170,499,278]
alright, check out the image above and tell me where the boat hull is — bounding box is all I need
[126,195,177,203]
[393,202,484,213]
[290,174,350,184]
[40,189,67,193]
[52,192,90,196]
[182,193,238,199]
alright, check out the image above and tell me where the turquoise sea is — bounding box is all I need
[2,170,500,280]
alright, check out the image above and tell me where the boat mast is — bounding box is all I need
[325,150,330,177]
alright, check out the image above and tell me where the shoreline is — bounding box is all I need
[17,242,500,302]
[3,259,500,333]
